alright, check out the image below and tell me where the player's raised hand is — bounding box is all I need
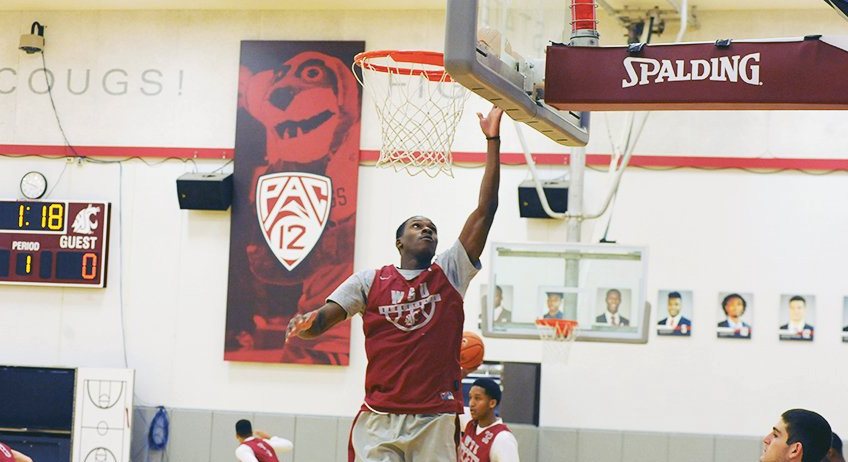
[285,311,318,342]
[477,105,504,139]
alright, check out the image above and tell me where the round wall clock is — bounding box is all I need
[20,171,48,200]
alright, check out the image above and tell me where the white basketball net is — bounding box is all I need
[354,52,469,177]
[536,319,578,364]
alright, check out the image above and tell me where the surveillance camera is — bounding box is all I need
[19,34,44,54]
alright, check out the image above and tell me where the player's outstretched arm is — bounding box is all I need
[458,105,504,265]
[253,430,294,453]
[285,302,347,341]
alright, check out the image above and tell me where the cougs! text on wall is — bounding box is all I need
[225,41,363,365]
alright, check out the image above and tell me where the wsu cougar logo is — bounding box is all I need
[378,283,441,332]
[255,172,331,271]
[71,204,100,235]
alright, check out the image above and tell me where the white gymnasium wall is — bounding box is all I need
[0,5,847,438]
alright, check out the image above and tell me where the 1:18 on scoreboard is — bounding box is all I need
[0,200,111,288]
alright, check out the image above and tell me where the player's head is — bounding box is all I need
[494,285,503,306]
[788,296,807,324]
[468,378,502,422]
[667,291,682,317]
[824,432,844,462]
[236,419,253,441]
[761,409,831,462]
[722,293,747,319]
[605,289,622,314]
[821,432,844,462]
[395,216,438,261]
[546,292,563,312]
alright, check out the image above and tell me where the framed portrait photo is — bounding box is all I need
[656,290,693,336]
[480,283,516,332]
[716,292,753,339]
[842,296,848,343]
[594,287,633,328]
[778,294,815,341]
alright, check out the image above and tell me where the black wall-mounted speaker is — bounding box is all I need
[176,173,233,211]
[517,180,569,218]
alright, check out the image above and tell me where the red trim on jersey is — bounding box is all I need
[460,420,511,462]
[347,410,363,462]
[241,438,280,462]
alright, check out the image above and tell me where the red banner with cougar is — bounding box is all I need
[225,41,363,365]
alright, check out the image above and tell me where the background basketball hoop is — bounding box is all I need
[353,50,469,177]
[535,318,578,364]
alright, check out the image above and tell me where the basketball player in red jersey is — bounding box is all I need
[286,105,504,461]
[235,419,293,462]
[0,442,32,462]
[460,378,520,462]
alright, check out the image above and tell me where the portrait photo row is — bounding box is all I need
[653,291,848,341]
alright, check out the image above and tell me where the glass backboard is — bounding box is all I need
[444,0,590,146]
[482,242,650,343]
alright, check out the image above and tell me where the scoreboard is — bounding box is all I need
[0,200,111,288]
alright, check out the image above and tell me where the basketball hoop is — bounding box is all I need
[353,50,469,177]
[535,319,578,363]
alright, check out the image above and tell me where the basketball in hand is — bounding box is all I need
[460,331,485,370]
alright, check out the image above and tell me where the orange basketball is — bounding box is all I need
[460,331,485,370]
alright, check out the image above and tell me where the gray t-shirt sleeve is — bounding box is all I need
[327,269,376,318]
[434,240,481,298]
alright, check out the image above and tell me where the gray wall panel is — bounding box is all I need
[254,413,296,462]
[130,406,771,462]
[336,416,354,462]
[538,427,578,462]
[293,415,339,462]
[130,406,159,462]
[622,432,668,462]
[509,424,539,462]
[668,433,714,462]
[167,408,213,462]
[211,411,251,462]
[578,430,623,462]
[714,436,762,462]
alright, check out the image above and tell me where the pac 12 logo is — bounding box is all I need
[255,172,331,271]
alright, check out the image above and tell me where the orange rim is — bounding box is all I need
[353,50,453,82]
[535,319,578,337]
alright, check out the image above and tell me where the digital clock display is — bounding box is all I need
[0,200,110,288]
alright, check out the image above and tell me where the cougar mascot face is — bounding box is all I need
[238,51,361,286]
[239,51,360,165]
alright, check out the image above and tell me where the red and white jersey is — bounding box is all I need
[460,420,518,462]
[0,443,16,462]
[361,262,465,414]
[328,240,480,414]
[238,438,280,462]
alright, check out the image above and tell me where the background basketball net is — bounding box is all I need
[536,319,578,364]
[354,50,469,177]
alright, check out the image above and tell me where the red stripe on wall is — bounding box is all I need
[360,150,848,171]
[0,144,234,160]
[3,144,848,171]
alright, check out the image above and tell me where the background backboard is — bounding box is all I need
[482,242,650,343]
